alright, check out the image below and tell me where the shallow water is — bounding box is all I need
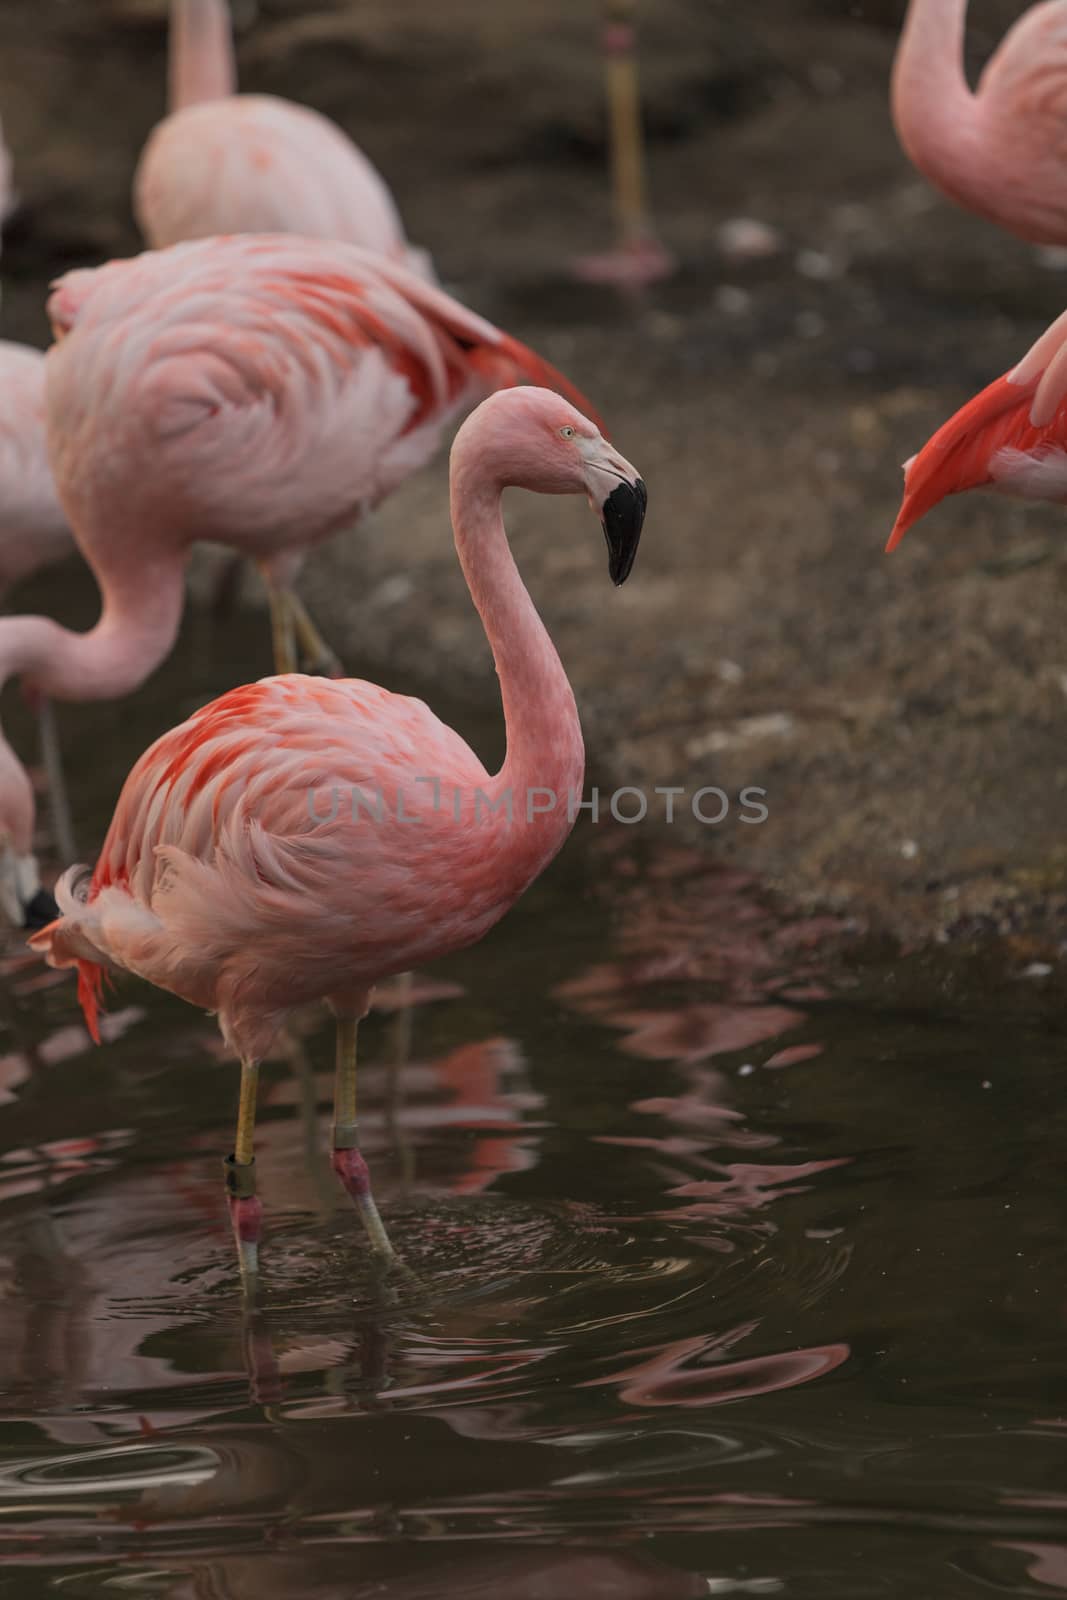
[0,580,1066,1600]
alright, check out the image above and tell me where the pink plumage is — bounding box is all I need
[0,233,599,873]
[888,307,1067,549]
[892,0,1067,246]
[30,387,646,1274]
[135,0,432,279]
[0,341,71,593]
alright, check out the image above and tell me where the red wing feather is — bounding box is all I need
[887,375,1047,550]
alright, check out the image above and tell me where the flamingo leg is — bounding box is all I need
[37,698,76,864]
[224,1057,263,1297]
[385,970,417,1190]
[331,1016,395,1261]
[285,590,345,679]
[264,578,298,675]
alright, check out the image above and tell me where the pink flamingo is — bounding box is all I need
[134,0,432,279]
[30,385,647,1292]
[892,0,1067,246]
[887,304,1067,549]
[573,0,674,290]
[0,233,595,899]
[0,341,76,922]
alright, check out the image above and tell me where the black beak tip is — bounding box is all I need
[23,886,59,932]
[602,476,647,587]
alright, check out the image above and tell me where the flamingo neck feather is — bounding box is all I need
[892,0,981,198]
[0,555,186,850]
[449,449,583,828]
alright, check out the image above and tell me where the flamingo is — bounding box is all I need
[887,304,1067,549]
[30,385,647,1292]
[891,0,1067,246]
[0,341,76,925]
[0,232,596,905]
[134,0,433,280]
[573,0,674,289]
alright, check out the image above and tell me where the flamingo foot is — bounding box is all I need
[571,233,676,289]
[331,1145,396,1263]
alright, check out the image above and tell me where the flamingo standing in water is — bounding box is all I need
[887,304,1067,549]
[0,342,76,923]
[0,233,595,904]
[134,0,433,280]
[31,386,647,1291]
[892,0,1067,245]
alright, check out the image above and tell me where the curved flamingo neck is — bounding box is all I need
[892,0,979,193]
[169,0,236,112]
[0,555,186,850]
[449,448,584,839]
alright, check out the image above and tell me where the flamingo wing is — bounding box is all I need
[31,676,490,1042]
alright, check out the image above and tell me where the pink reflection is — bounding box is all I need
[604,1003,804,1066]
[586,1332,850,1407]
[1003,1545,1067,1591]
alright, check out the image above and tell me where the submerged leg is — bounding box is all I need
[224,1057,263,1299]
[285,589,344,679]
[37,698,76,864]
[332,1016,395,1262]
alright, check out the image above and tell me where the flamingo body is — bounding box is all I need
[31,387,646,1072]
[0,342,71,591]
[44,234,592,581]
[135,95,432,280]
[887,308,1067,548]
[137,0,432,278]
[892,0,1067,245]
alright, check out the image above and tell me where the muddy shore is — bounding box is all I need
[2,0,1065,949]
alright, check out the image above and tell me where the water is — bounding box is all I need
[1,572,1066,1599]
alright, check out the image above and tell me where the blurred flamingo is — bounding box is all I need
[887,304,1067,549]
[31,385,647,1293]
[892,0,1067,245]
[0,342,76,924]
[135,0,433,280]
[573,0,673,289]
[0,233,597,903]
[0,116,13,250]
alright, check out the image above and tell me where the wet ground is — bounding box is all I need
[2,3,1067,1595]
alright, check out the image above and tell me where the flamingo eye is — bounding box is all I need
[559,425,576,440]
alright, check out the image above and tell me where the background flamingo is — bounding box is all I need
[134,0,433,280]
[887,303,1067,549]
[0,341,76,923]
[892,0,1067,246]
[31,385,647,1294]
[573,0,674,290]
[0,232,596,902]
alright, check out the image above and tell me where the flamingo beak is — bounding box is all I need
[601,476,647,585]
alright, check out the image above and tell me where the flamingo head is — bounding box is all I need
[455,387,647,585]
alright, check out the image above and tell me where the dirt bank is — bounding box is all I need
[2,0,1065,948]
